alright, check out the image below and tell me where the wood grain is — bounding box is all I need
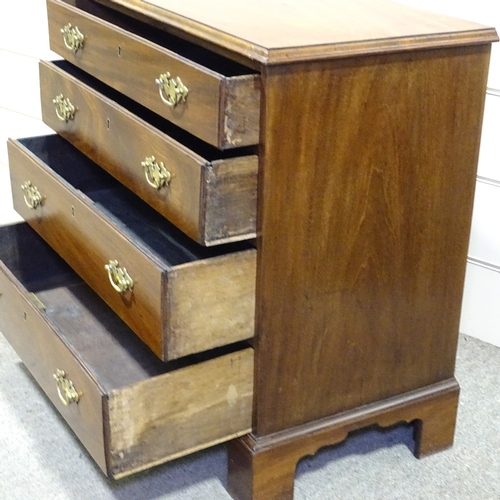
[4,0,496,492]
[39,60,258,245]
[253,44,491,435]
[94,0,498,64]
[9,137,166,359]
[203,155,258,245]
[47,0,261,148]
[107,347,254,478]
[221,75,261,149]
[167,250,256,359]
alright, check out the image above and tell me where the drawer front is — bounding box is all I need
[47,0,260,149]
[0,262,106,472]
[8,138,166,358]
[39,60,258,245]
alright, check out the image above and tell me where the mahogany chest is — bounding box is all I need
[0,0,497,498]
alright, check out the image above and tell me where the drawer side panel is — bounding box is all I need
[166,250,256,359]
[221,75,261,149]
[203,156,258,245]
[106,347,254,478]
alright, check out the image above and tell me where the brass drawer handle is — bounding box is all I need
[105,260,134,294]
[53,369,81,406]
[21,181,44,210]
[141,156,172,190]
[156,72,189,107]
[61,23,85,53]
[53,94,76,123]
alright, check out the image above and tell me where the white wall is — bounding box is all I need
[399,0,500,347]
[0,1,499,345]
[0,1,56,225]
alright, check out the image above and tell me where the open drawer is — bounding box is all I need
[47,0,261,149]
[8,135,256,361]
[39,59,258,246]
[0,222,253,479]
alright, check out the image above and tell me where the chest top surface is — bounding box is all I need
[94,0,498,64]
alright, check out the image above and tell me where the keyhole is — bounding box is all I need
[117,46,122,57]
[106,118,110,130]
[71,205,75,216]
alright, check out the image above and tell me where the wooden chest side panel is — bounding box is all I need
[106,347,254,478]
[254,45,491,434]
[166,250,256,359]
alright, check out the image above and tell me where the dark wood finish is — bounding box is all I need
[47,0,261,149]
[227,379,459,500]
[39,60,258,245]
[8,136,256,360]
[254,44,491,435]
[0,223,254,479]
[2,0,497,495]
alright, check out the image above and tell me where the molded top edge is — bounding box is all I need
[94,0,499,64]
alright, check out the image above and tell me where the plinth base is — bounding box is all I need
[227,379,459,500]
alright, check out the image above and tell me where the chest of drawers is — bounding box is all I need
[0,0,498,498]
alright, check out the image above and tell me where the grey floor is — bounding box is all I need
[0,333,499,500]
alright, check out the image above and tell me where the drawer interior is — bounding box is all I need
[36,279,250,391]
[49,59,256,160]
[0,222,77,292]
[59,0,258,76]
[18,135,253,268]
